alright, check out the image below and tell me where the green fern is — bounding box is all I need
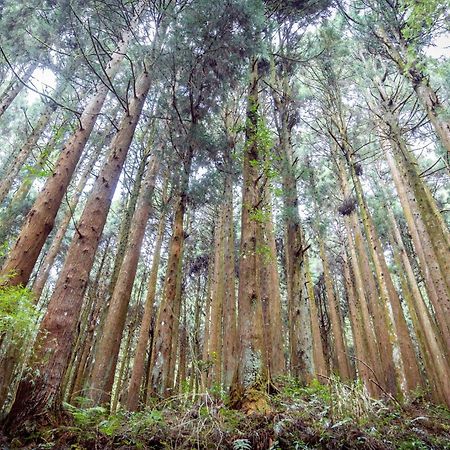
[232,438,252,450]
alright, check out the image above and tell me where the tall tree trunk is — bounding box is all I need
[304,250,328,380]
[0,4,146,288]
[150,190,189,397]
[88,154,159,406]
[278,103,313,382]
[208,209,225,387]
[386,125,450,292]
[190,276,203,393]
[108,153,148,297]
[374,80,450,299]
[264,202,285,377]
[127,191,168,411]
[349,161,422,393]
[318,242,351,380]
[86,153,149,367]
[282,155,312,381]
[221,172,237,389]
[31,143,102,299]
[200,266,212,392]
[0,136,107,412]
[337,158,388,395]
[229,59,269,413]
[176,300,188,393]
[111,297,142,413]
[342,251,376,394]
[375,28,450,154]
[0,97,60,205]
[64,237,111,403]
[388,209,450,407]
[384,144,450,348]
[166,255,185,394]
[0,63,37,118]
[3,67,151,429]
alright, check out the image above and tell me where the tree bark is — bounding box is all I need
[0,97,59,205]
[0,4,145,288]
[318,242,351,380]
[31,143,102,299]
[384,144,450,349]
[126,190,168,411]
[277,88,313,383]
[88,153,159,406]
[221,172,237,389]
[304,250,328,380]
[349,162,422,393]
[230,59,269,413]
[342,251,376,394]
[3,66,151,430]
[337,158,387,395]
[150,192,189,397]
[207,209,225,387]
[65,237,112,403]
[388,210,450,407]
[0,63,37,118]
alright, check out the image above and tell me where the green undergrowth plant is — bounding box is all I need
[11,377,450,449]
[0,283,38,345]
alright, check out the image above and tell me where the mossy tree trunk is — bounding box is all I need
[230,59,270,414]
[388,209,450,407]
[347,157,422,393]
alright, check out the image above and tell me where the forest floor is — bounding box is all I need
[2,378,450,449]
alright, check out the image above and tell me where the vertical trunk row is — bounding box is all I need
[282,151,313,382]
[176,301,188,392]
[31,141,104,299]
[336,158,387,396]
[150,190,189,397]
[318,242,351,380]
[88,153,160,406]
[0,2,146,288]
[387,210,450,407]
[385,136,450,346]
[342,251,376,393]
[349,162,422,393]
[263,203,285,377]
[63,237,112,403]
[390,123,450,291]
[4,66,152,429]
[108,154,149,296]
[200,265,213,392]
[127,188,168,411]
[308,158,349,378]
[0,95,59,205]
[166,252,185,394]
[276,77,314,383]
[304,250,328,379]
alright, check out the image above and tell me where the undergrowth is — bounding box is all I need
[3,377,449,449]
